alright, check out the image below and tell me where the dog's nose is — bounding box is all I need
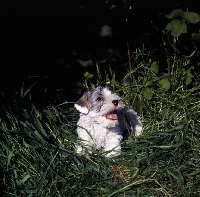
[112,100,118,106]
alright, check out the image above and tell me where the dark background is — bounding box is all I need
[1,1,199,107]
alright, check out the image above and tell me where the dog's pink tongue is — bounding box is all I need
[106,113,118,120]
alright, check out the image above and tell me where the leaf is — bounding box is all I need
[150,61,159,74]
[144,81,152,87]
[186,68,194,85]
[83,71,94,79]
[192,33,200,43]
[109,4,116,10]
[33,118,48,137]
[143,88,153,100]
[186,169,200,176]
[74,88,82,94]
[159,78,170,91]
[165,9,184,19]
[100,25,113,37]
[77,59,93,67]
[183,12,200,24]
[34,131,45,142]
[166,19,187,37]
[20,174,30,184]
[167,169,184,184]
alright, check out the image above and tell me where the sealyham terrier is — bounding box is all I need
[74,86,143,158]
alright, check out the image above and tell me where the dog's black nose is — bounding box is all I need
[112,100,118,106]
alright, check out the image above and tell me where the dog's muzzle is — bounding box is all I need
[101,100,119,120]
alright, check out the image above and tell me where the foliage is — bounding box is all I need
[1,1,200,196]
[165,9,200,37]
[1,38,200,196]
[165,9,200,23]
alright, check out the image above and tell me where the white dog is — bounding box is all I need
[74,86,143,158]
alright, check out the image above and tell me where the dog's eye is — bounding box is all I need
[96,97,101,102]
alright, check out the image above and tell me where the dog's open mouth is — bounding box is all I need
[103,110,118,120]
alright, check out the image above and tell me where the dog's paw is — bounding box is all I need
[134,125,143,136]
[105,152,121,159]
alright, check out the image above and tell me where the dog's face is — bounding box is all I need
[74,86,124,127]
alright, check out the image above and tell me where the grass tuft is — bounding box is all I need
[1,44,200,196]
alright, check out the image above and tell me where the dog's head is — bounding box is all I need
[74,86,124,127]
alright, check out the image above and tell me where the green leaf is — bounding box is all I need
[166,19,187,37]
[100,25,113,37]
[109,4,116,10]
[143,88,153,100]
[186,169,200,176]
[183,12,200,24]
[192,33,200,42]
[167,169,184,184]
[33,119,48,137]
[144,81,152,87]
[159,78,170,91]
[150,61,159,74]
[186,68,194,85]
[34,131,45,142]
[83,71,94,79]
[20,174,30,184]
[77,59,93,67]
[165,9,184,19]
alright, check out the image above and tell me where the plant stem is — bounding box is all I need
[126,6,133,84]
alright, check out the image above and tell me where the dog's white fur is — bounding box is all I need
[74,86,143,158]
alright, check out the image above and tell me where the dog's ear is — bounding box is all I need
[74,92,90,114]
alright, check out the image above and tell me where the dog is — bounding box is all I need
[74,86,143,158]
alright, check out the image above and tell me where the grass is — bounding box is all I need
[0,47,200,196]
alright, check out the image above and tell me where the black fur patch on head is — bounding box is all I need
[87,87,104,112]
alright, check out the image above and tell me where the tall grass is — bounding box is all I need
[1,45,200,196]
